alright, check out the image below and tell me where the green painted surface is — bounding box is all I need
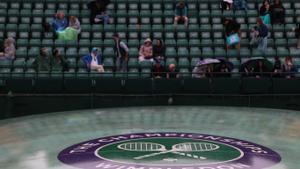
[0,106,299,169]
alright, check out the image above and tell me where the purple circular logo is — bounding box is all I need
[58,133,281,169]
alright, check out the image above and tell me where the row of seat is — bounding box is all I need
[2,77,300,95]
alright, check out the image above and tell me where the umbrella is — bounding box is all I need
[196,58,220,66]
[214,58,234,72]
[240,57,273,72]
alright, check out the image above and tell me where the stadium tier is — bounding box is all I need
[0,0,300,94]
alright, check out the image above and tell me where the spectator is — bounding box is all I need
[82,48,104,72]
[152,60,165,79]
[167,64,179,79]
[0,37,15,60]
[216,63,231,77]
[192,65,207,78]
[35,48,50,72]
[69,16,81,34]
[174,0,188,27]
[113,33,129,72]
[242,64,254,77]
[293,24,300,49]
[250,18,269,54]
[223,18,241,51]
[233,0,248,11]
[51,48,69,71]
[282,56,296,79]
[50,11,68,32]
[259,0,271,25]
[220,0,233,11]
[273,56,282,77]
[139,38,153,62]
[270,0,285,25]
[253,60,269,78]
[88,0,111,24]
[153,39,165,64]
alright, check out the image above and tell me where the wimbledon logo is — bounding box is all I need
[58,133,281,169]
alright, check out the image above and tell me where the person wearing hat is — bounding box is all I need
[139,38,153,62]
[174,0,189,27]
[0,37,15,60]
[82,47,104,72]
[113,33,129,72]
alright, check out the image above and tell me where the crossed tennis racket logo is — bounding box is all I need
[117,142,220,160]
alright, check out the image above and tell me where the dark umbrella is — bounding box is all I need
[240,57,273,72]
[214,58,234,72]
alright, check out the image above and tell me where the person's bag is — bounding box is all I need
[226,33,240,46]
[260,14,271,25]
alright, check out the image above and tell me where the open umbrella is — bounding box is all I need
[240,57,273,72]
[214,58,234,72]
[196,58,220,66]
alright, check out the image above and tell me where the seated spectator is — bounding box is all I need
[50,11,68,32]
[282,56,296,79]
[220,0,233,11]
[69,16,81,34]
[192,65,207,78]
[57,16,81,41]
[242,64,254,77]
[233,0,247,11]
[270,0,285,25]
[113,33,129,72]
[174,0,189,27]
[293,24,300,49]
[273,56,282,77]
[216,63,231,77]
[0,37,15,60]
[35,48,50,72]
[51,48,69,71]
[152,60,166,79]
[259,0,271,25]
[253,60,269,78]
[139,38,153,62]
[167,64,179,79]
[82,48,104,72]
[223,18,241,51]
[153,39,165,64]
[88,0,111,24]
[250,18,269,54]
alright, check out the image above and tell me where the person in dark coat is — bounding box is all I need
[270,0,285,24]
[88,0,111,24]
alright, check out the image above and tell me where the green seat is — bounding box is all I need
[165,47,177,58]
[0,60,12,68]
[166,58,177,66]
[66,48,78,58]
[177,39,189,47]
[17,39,29,47]
[103,58,114,68]
[102,47,115,58]
[129,47,138,58]
[276,47,289,57]
[91,40,103,48]
[165,39,176,47]
[28,47,40,58]
[103,39,115,47]
[15,48,27,58]
[140,68,151,78]
[178,58,190,68]
[128,58,139,68]
[177,47,189,58]
[289,47,300,57]
[79,39,91,48]
[202,47,214,58]
[190,47,201,58]
[189,39,200,47]
[139,61,153,69]
[214,47,226,57]
[11,68,24,78]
